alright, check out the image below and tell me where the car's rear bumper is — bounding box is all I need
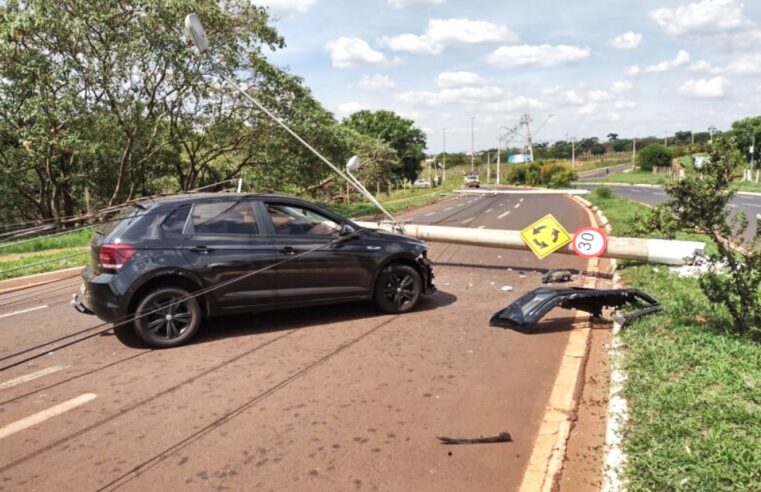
[74,267,125,323]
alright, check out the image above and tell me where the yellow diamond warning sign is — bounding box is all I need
[520,214,572,259]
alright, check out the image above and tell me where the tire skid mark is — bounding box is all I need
[97,316,400,492]
[0,328,299,475]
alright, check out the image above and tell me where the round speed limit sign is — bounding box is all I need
[572,226,607,258]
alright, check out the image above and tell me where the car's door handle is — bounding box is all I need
[279,247,296,255]
[190,245,211,254]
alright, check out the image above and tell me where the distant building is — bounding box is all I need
[507,154,531,163]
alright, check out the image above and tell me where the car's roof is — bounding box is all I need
[140,192,317,207]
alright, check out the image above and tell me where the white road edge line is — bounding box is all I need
[498,211,511,219]
[514,203,521,209]
[424,212,436,217]
[0,365,68,390]
[0,304,49,319]
[444,207,453,211]
[461,217,475,224]
[485,208,494,213]
[0,393,97,440]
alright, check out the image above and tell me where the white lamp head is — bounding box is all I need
[184,14,209,53]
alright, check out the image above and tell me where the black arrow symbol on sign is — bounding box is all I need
[552,229,560,243]
[533,238,548,249]
[533,225,547,235]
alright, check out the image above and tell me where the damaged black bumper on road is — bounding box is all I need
[489,287,661,330]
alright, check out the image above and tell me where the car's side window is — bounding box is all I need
[266,203,340,236]
[191,201,259,235]
[161,205,190,236]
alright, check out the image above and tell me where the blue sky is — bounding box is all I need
[258,0,761,152]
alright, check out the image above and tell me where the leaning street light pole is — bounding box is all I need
[183,14,394,221]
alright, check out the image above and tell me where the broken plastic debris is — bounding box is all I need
[541,270,573,284]
[500,285,513,292]
[437,432,513,445]
[490,287,661,330]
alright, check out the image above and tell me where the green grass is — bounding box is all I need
[737,182,761,193]
[0,246,89,280]
[598,169,671,185]
[589,189,761,492]
[0,227,92,254]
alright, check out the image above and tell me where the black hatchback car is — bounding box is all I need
[73,194,435,348]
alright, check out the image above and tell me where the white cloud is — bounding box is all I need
[588,90,611,102]
[492,96,548,112]
[426,18,518,44]
[379,33,443,55]
[561,90,585,105]
[609,31,643,49]
[337,101,371,117]
[487,44,590,69]
[380,18,516,56]
[358,74,396,91]
[723,54,761,75]
[610,80,633,94]
[436,71,485,87]
[678,76,729,98]
[577,103,621,121]
[645,50,690,72]
[325,37,386,68]
[388,0,444,7]
[650,0,747,37]
[689,60,713,72]
[626,65,641,76]
[399,85,504,106]
[256,0,317,16]
[577,103,598,116]
[614,100,638,109]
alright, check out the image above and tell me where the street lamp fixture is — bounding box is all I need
[183,14,394,221]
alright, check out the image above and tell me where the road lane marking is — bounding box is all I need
[498,211,511,219]
[630,189,642,193]
[444,207,452,211]
[457,203,464,207]
[461,217,475,224]
[424,212,436,217]
[729,204,738,208]
[0,304,48,319]
[519,198,524,202]
[0,365,68,390]
[485,208,494,213]
[514,203,521,209]
[477,225,485,229]
[0,393,96,440]
[739,202,761,208]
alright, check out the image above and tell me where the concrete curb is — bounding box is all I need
[578,181,761,198]
[0,266,82,295]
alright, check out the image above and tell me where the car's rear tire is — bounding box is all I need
[374,264,422,314]
[133,287,201,348]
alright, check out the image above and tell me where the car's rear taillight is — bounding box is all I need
[99,244,136,270]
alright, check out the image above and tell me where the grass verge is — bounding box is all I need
[588,188,761,492]
[598,169,670,185]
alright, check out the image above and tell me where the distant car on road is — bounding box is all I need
[414,179,431,188]
[73,194,435,348]
[464,173,480,188]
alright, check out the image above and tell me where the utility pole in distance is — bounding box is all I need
[470,116,475,172]
[442,128,447,183]
[633,137,637,167]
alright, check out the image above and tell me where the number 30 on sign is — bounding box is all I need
[572,226,607,258]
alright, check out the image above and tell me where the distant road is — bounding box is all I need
[583,183,761,244]
[577,163,633,180]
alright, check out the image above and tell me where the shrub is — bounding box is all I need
[593,186,612,199]
[637,144,672,171]
[540,162,576,188]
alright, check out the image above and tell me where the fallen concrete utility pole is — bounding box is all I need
[354,221,704,266]
[456,188,589,195]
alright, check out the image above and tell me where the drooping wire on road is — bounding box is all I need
[0,227,370,372]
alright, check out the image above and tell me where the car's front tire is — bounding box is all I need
[374,264,422,314]
[133,287,202,348]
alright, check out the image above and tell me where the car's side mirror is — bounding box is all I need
[338,223,355,237]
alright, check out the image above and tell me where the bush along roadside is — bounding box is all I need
[587,185,761,492]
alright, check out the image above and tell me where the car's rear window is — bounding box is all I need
[95,205,142,236]
[161,205,190,236]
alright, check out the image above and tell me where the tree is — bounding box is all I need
[341,110,426,183]
[0,0,348,224]
[637,144,672,171]
[607,133,619,142]
[728,116,761,167]
[643,135,761,339]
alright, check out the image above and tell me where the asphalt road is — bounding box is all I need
[577,163,632,180]
[583,183,761,244]
[0,192,596,491]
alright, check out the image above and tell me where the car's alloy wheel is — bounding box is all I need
[134,287,201,348]
[374,264,422,313]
